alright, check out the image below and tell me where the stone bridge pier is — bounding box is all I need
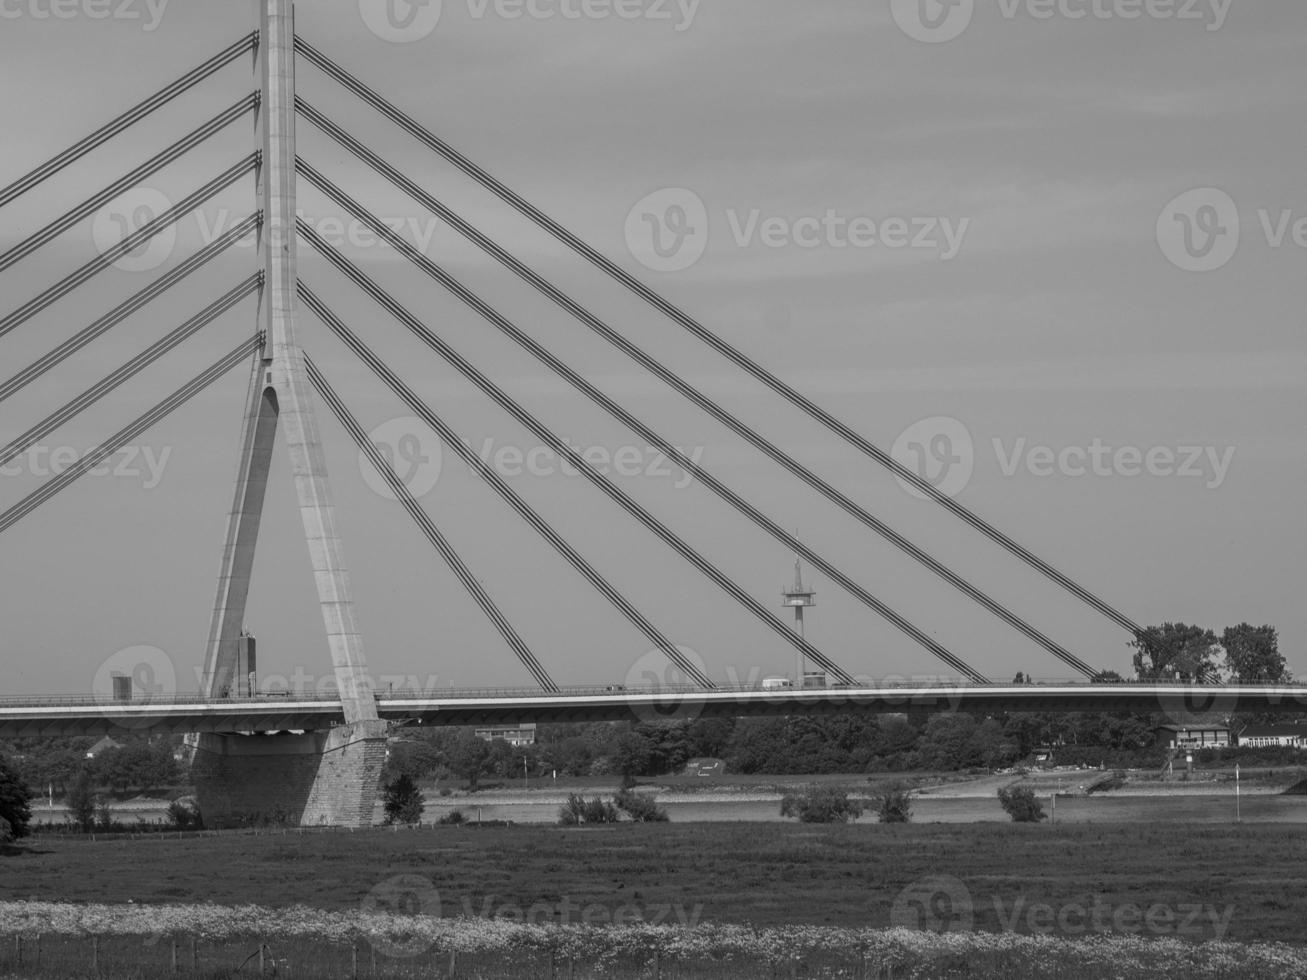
[191,720,388,829]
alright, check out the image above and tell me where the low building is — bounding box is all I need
[1155,724,1231,750]
[1237,724,1305,749]
[85,736,122,759]
[474,724,537,747]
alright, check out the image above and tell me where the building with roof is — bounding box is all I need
[1155,724,1231,751]
[1237,724,1305,749]
[474,724,537,747]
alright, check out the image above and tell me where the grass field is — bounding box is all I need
[4,822,1307,943]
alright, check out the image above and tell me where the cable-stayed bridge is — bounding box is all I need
[1,2,1290,824]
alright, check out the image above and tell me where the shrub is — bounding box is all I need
[998,784,1047,823]
[615,788,669,823]
[438,809,467,826]
[780,785,864,824]
[875,784,913,824]
[166,799,203,831]
[383,774,425,826]
[558,794,619,826]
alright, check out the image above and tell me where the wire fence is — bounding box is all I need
[0,934,899,980]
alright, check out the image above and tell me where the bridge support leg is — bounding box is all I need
[190,0,385,823]
[191,719,389,829]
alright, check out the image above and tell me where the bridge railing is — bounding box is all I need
[0,678,1298,709]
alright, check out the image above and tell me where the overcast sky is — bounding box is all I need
[0,0,1303,698]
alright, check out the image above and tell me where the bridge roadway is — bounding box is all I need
[2,684,1306,737]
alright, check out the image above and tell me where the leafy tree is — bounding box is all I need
[917,714,1016,770]
[1222,624,1289,683]
[550,737,595,777]
[92,740,178,795]
[66,770,97,832]
[383,774,425,826]
[611,732,655,788]
[998,784,1047,823]
[384,739,443,783]
[0,753,32,839]
[874,783,913,824]
[444,732,491,791]
[780,785,864,824]
[1131,623,1220,682]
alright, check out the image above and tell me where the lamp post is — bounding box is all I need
[1235,763,1241,823]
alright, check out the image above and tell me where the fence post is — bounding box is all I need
[92,935,99,974]
[191,935,198,972]
[259,943,265,974]
[352,943,358,980]
[447,949,457,978]
[13,935,20,966]
[171,938,179,975]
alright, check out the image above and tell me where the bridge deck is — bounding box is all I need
[1,684,1304,737]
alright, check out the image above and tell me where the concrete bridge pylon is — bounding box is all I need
[192,0,387,829]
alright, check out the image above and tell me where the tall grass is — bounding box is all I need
[1,905,1306,979]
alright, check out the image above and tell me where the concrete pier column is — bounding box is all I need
[194,0,385,827]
